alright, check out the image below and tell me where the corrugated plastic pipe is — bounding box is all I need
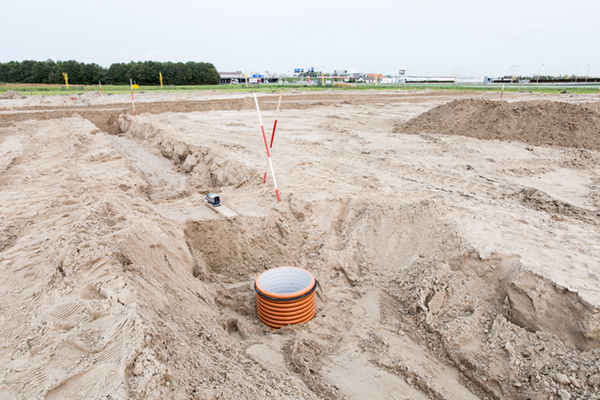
[254,266,317,329]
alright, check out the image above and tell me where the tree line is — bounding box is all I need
[0,59,221,85]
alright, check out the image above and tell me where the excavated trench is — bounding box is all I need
[93,111,600,399]
[120,113,598,349]
[180,191,600,399]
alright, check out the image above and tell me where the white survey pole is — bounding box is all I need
[254,93,281,202]
[130,79,136,117]
[264,89,283,183]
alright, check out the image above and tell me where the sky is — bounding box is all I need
[3,0,599,78]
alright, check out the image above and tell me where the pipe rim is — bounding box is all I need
[254,281,318,302]
[255,266,316,299]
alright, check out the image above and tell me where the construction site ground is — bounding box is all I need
[1,89,599,400]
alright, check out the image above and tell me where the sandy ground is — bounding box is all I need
[1,89,600,400]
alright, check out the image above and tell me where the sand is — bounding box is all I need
[397,98,600,151]
[0,91,27,100]
[1,89,600,399]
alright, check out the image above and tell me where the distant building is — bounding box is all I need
[219,71,281,84]
[380,77,402,83]
[455,76,487,84]
[363,73,385,83]
[219,71,244,84]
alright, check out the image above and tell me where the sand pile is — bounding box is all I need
[85,91,102,99]
[395,99,600,150]
[0,90,27,100]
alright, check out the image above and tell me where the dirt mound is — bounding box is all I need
[0,90,27,99]
[85,91,102,98]
[396,99,600,150]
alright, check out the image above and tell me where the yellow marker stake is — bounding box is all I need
[159,72,163,88]
[62,72,69,90]
[322,73,325,86]
[244,74,248,87]
[375,73,378,86]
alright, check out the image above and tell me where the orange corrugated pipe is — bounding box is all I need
[255,266,317,329]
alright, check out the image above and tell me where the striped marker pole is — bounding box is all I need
[263,89,283,183]
[130,79,136,117]
[254,93,281,202]
[99,81,105,104]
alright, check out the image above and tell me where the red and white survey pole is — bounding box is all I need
[99,81,105,104]
[263,89,283,183]
[254,92,281,202]
[130,78,136,117]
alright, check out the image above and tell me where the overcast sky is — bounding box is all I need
[3,0,599,78]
